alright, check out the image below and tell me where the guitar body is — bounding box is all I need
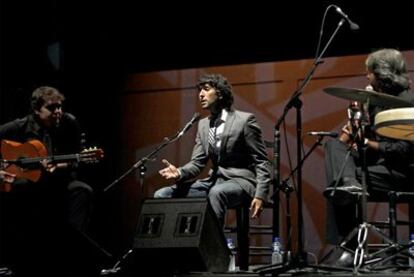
[2,139,47,183]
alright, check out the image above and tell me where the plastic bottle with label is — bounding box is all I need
[271,236,283,265]
[227,238,236,271]
[409,233,414,267]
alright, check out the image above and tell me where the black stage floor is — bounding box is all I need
[105,255,414,277]
[175,264,414,277]
[4,263,413,277]
[177,271,414,277]
[106,270,414,277]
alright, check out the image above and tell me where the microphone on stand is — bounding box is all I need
[177,113,201,138]
[333,5,360,31]
[307,131,338,138]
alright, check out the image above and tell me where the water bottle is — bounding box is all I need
[409,233,414,267]
[271,237,283,265]
[227,238,236,271]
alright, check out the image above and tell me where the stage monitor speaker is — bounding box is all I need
[133,198,230,273]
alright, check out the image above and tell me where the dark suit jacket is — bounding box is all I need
[179,109,271,201]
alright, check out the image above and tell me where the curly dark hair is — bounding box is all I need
[365,49,411,95]
[196,73,234,110]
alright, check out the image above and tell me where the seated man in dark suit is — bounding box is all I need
[154,73,272,227]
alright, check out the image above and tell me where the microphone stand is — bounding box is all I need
[255,17,347,275]
[283,135,327,191]
[103,131,182,192]
[101,127,189,275]
[104,113,200,192]
[273,135,327,259]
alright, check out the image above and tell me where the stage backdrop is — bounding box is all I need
[118,50,414,261]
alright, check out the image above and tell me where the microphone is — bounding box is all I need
[334,5,360,31]
[307,131,338,138]
[177,113,201,138]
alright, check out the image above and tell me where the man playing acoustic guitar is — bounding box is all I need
[0,86,96,276]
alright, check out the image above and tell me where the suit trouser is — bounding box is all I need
[154,177,251,227]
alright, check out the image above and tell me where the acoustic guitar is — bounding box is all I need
[0,139,104,192]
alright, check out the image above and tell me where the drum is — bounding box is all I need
[375,107,414,141]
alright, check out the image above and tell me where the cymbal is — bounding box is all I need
[324,87,413,108]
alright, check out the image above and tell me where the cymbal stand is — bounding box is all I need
[326,100,360,198]
[330,100,409,273]
[255,6,349,274]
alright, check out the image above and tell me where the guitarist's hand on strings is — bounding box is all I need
[0,170,16,183]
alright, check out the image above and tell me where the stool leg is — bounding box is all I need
[409,201,414,236]
[236,206,249,271]
[389,192,397,241]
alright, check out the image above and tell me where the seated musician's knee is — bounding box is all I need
[154,187,173,198]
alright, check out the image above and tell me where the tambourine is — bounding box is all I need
[375,107,414,141]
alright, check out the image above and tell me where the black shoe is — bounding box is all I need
[333,251,354,268]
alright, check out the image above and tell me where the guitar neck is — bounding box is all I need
[2,140,103,170]
[15,154,82,167]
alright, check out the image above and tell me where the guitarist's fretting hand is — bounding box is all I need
[40,160,69,173]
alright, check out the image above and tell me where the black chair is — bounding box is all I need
[386,191,414,241]
[225,201,274,271]
[322,171,414,268]
[363,165,414,267]
[224,204,250,271]
[235,204,250,271]
[368,167,414,243]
